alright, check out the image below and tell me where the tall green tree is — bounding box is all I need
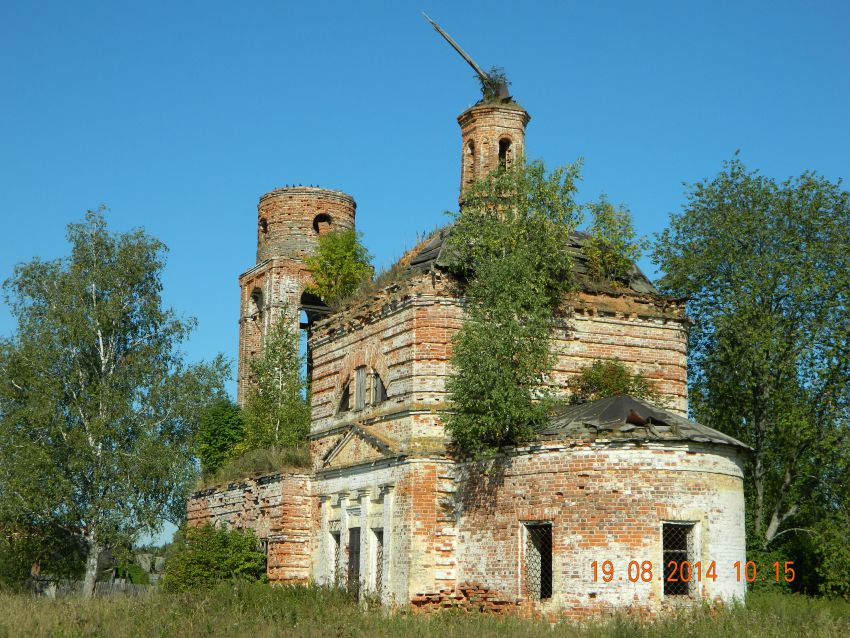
[240,314,310,452]
[304,229,373,308]
[583,195,644,284]
[443,159,583,454]
[0,210,228,597]
[652,159,850,582]
[197,399,244,478]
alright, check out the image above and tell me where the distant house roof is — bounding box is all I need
[537,395,751,451]
[406,225,659,296]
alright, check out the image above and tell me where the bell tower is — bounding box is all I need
[457,101,530,204]
[421,14,531,205]
[237,186,356,405]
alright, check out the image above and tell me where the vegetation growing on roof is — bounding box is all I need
[567,359,662,405]
[583,195,645,284]
[442,159,583,455]
[304,229,373,309]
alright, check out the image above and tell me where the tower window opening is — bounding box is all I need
[463,139,475,186]
[313,213,332,234]
[251,289,264,317]
[498,138,513,167]
[259,218,268,234]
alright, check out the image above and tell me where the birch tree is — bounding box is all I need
[0,210,227,596]
[240,313,310,452]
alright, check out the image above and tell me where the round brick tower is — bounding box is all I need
[256,187,356,262]
[457,101,531,205]
[238,186,357,405]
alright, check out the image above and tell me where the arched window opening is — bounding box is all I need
[313,213,332,234]
[259,218,268,235]
[464,139,475,186]
[299,309,309,396]
[338,382,351,413]
[373,373,388,404]
[251,289,264,317]
[498,138,513,167]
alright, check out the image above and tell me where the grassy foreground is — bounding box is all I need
[0,584,848,638]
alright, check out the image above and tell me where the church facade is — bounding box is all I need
[187,95,748,620]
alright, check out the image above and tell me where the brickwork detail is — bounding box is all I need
[186,473,312,584]
[237,186,356,405]
[197,95,749,621]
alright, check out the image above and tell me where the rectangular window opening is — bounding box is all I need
[663,523,695,596]
[525,523,553,600]
[373,375,388,404]
[330,532,342,586]
[348,527,361,596]
[374,529,384,596]
[354,367,366,411]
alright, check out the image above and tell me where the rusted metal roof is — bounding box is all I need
[538,395,751,451]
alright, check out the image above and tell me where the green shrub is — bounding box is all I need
[197,399,245,477]
[304,229,373,308]
[567,359,662,405]
[162,524,266,592]
[583,196,644,284]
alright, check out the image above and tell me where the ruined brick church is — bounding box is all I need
[187,89,749,618]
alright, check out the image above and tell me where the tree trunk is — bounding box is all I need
[81,534,102,598]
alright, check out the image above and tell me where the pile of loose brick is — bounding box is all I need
[411,582,522,614]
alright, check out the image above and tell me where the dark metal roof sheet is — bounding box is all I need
[538,395,751,451]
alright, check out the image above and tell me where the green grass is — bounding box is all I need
[0,584,847,638]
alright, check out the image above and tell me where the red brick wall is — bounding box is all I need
[452,442,747,619]
[186,473,312,585]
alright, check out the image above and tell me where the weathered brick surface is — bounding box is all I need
[458,101,530,203]
[452,442,747,619]
[186,473,312,585]
[237,186,356,405]
[194,97,748,620]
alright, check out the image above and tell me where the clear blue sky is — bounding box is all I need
[1,1,848,540]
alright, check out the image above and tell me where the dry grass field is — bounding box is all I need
[0,584,848,638]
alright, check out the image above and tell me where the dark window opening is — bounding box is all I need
[374,529,384,595]
[663,523,694,596]
[259,218,268,234]
[525,523,552,600]
[338,382,351,413]
[251,289,264,317]
[330,532,342,585]
[347,527,361,596]
[498,138,512,167]
[464,139,475,182]
[313,213,332,234]
[354,366,366,411]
